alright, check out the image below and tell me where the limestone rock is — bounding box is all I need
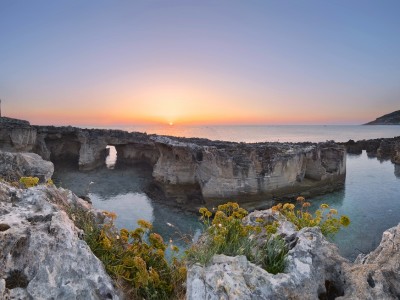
[187,221,347,300]
[2,121,347,208]
[152,137,346,207]
[340,223,400,300]
[0,117,37,152]
[0,181,119,300]
[187,209,400,299]
[0,150,54,182]
[342,137,400,164]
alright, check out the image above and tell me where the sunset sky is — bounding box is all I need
[1,1,399,126]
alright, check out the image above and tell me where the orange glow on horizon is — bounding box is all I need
[6,75,374,126]
[9,109,367,127]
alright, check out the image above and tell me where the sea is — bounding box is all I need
[53,125,400,261]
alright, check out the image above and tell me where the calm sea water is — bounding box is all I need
[54,125,400,261]
[102,124,400,143]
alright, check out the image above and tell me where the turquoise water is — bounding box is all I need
[53,125,400,261]
[308,151,400,261]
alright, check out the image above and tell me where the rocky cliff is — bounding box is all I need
[187,209,400,299]
[0,151,120,299]
[151,136,346,208]
[364,110,400,125]
[0,117,36,152]
[33,126,346,208]
[1,149,398,299]
[1,120,347,208]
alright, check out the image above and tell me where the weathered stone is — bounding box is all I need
[187,209,400,300]
[0,181,120,300]
[340,223,400,300]
[341,137,400,165]
[1,121,347,208]
[152,137,346,208]
[0,150,54,182]
[187,226,347,299]
[0,117,36,152]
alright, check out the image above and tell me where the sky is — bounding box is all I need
[1,0,400,126]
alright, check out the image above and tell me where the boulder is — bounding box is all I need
[0,151,54,182]
[187,209,400,299]
[0,181,120,299]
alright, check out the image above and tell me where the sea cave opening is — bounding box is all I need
[105,145,117,169]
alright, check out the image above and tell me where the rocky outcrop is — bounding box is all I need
[0,181,120,299]
[0,122,348,208]
[342,136,400,164]
[364,110,400,125]
[0,120,346,207]
[187,209,400,299]
[33,126,157,170]
[152,137,346,208]
[0,151,54,182]
[0,117,36,152]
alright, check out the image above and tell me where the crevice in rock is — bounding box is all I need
[27,214,53,224]
[318,280,344,300]
[284,234,298,250]
[5,270,29,289]
[0,223,10,232]
[195,150,203,162]
[367,272,375,288]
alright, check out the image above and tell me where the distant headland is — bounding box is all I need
[364,110,400,125]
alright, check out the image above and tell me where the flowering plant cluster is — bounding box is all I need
[272,196,350,238]
[19,176,39,188]
[71,209,186,300]
[187,202,287,274]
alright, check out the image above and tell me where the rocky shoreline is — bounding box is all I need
[341,136,400,164]
[1,151,399,299]
[187,210,400,300]
[1,117,347,209]
[0,152,120,299]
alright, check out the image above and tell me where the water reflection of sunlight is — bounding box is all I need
[105,145,117,169]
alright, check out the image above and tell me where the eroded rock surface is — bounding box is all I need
[152,136,346,208]
[187,209,400,300]
[0,117,37,152]
[1,121,347,208]
[0,150,54,182]
[342,136,400,165]
[0,182,119,300]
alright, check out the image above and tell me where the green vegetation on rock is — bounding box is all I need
[68,198,350,299]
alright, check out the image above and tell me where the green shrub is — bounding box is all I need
[19,176,39,188]
[186,202,288,274]
[68,209,186,300]
[272,196,350,238]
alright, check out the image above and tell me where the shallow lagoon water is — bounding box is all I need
[53,150,400,261]
[53,126,400,261]
[53,160,201,252]
[309,151,400,261]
